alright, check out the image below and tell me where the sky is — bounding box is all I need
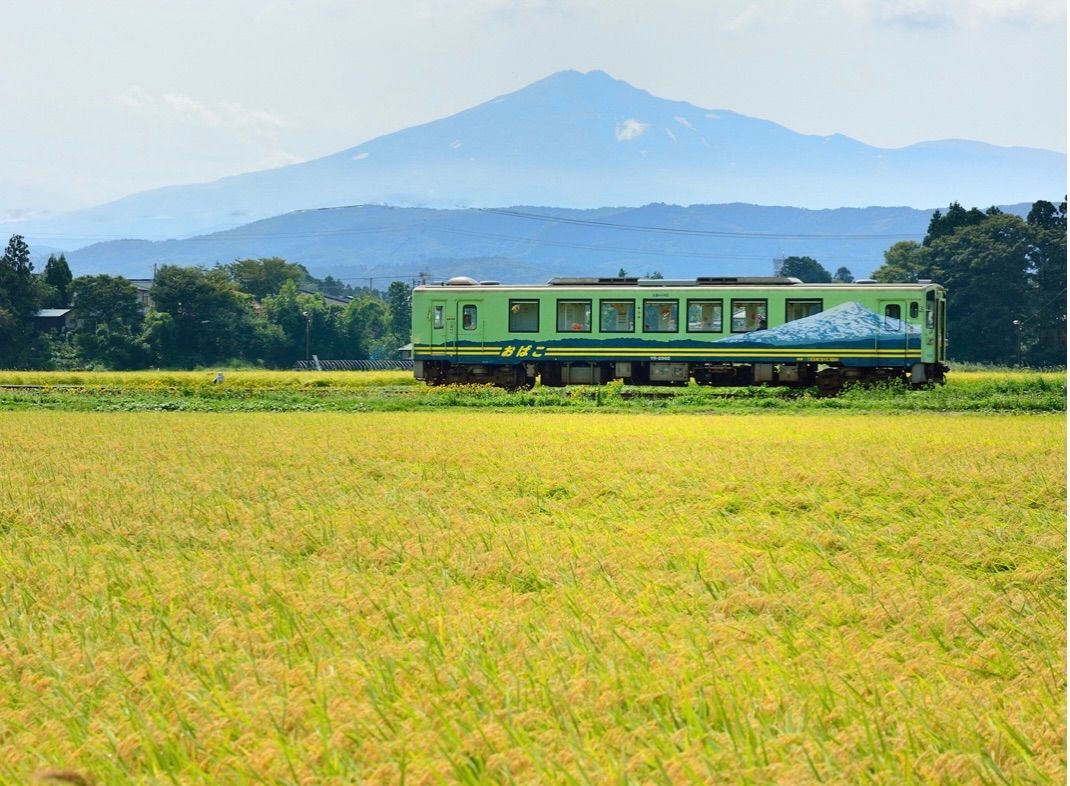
[1,0,1065,215]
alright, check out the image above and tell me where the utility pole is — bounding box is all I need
[303,311,311,364]
[1012,319,1023,367]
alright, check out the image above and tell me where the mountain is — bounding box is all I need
[717,302,920,347]
[15,70,1066,246]
[63,201,1035,283]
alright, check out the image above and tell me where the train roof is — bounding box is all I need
[415,276,943,292]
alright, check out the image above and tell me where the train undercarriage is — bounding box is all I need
[416,360,948,395]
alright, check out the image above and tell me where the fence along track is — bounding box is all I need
[293,360,414,371]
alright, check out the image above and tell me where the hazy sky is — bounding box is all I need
[2,0,1065,213]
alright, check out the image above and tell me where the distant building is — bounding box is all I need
[34,308,75,332]
[773,256,785,276]
[128,279,154,312]
[299,288,353,308]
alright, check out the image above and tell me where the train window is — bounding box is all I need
[926,291,935,329]
[731,300,767,332]
[600,300,634,332]
[557,300,591,332]
[687,300,722,332]
[884,304,901,329]
[509,300,539,332]
[643,300,679,332]
[785,299,822,322]
[462,305,477,330]
[432,305,444,329]
[910,302,919,319]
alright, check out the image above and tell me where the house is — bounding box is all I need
[299,288,353,308]
[34,308,76,332]
[128,279,154,312]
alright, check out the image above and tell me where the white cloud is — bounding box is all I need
[117,88,289,139]
[725,4,761,32]
[664,127,677,142]
[838,0,1064,29]
[164,94,224,127]
[250,151,305,169]
[352,152,370,160]
[614,118,649,141]
[163,94,287,137]
[115,86,152,108]
[674,115,695,130]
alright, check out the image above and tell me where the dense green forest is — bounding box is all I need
[0,199,1064,369]
[0,251,411,369]
[872,199,1066,366]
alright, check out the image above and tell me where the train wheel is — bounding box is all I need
[815,368,844,397]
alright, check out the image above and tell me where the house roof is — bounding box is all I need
[298,288,353,306]
[35,309,73,318]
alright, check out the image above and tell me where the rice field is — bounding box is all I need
[0,410,1063,784]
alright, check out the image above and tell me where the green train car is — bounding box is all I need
[411,276,948,393]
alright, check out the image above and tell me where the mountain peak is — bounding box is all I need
[14,70,1066,245]
[501,68,655,105]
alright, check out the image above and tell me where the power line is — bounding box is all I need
[1018,287,1068,325]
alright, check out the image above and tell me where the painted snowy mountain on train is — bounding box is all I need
[715,301,920,349]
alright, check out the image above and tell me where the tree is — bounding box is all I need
[140,309,178,366]
[1025,198,1067,364]
[832,266,854,283]
[385,281,411,345]
[923,202,989,245]
[924,214,1035,363]
[873,241,928,283]
[260,279,360,364]
[43,254,73,307]
[261,280,314,364]
[320,275,349,297]
[70,275,148,369]
[227,257,307,301]
[150,265,260,366]
[0,234,45,367]
[1,234,31,277]
[777,255,831,283]
[356,297,394,359]
[72,275,143,328]
[873,201,1067,364]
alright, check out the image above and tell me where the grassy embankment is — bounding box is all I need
[0,369,1063,412]
[0,411,1064,783]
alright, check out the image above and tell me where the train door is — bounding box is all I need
[924,289,947,363]
[878,299,909,358]
[937,294,947,362]
[455,300,483,357]
[430,299,447,354]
